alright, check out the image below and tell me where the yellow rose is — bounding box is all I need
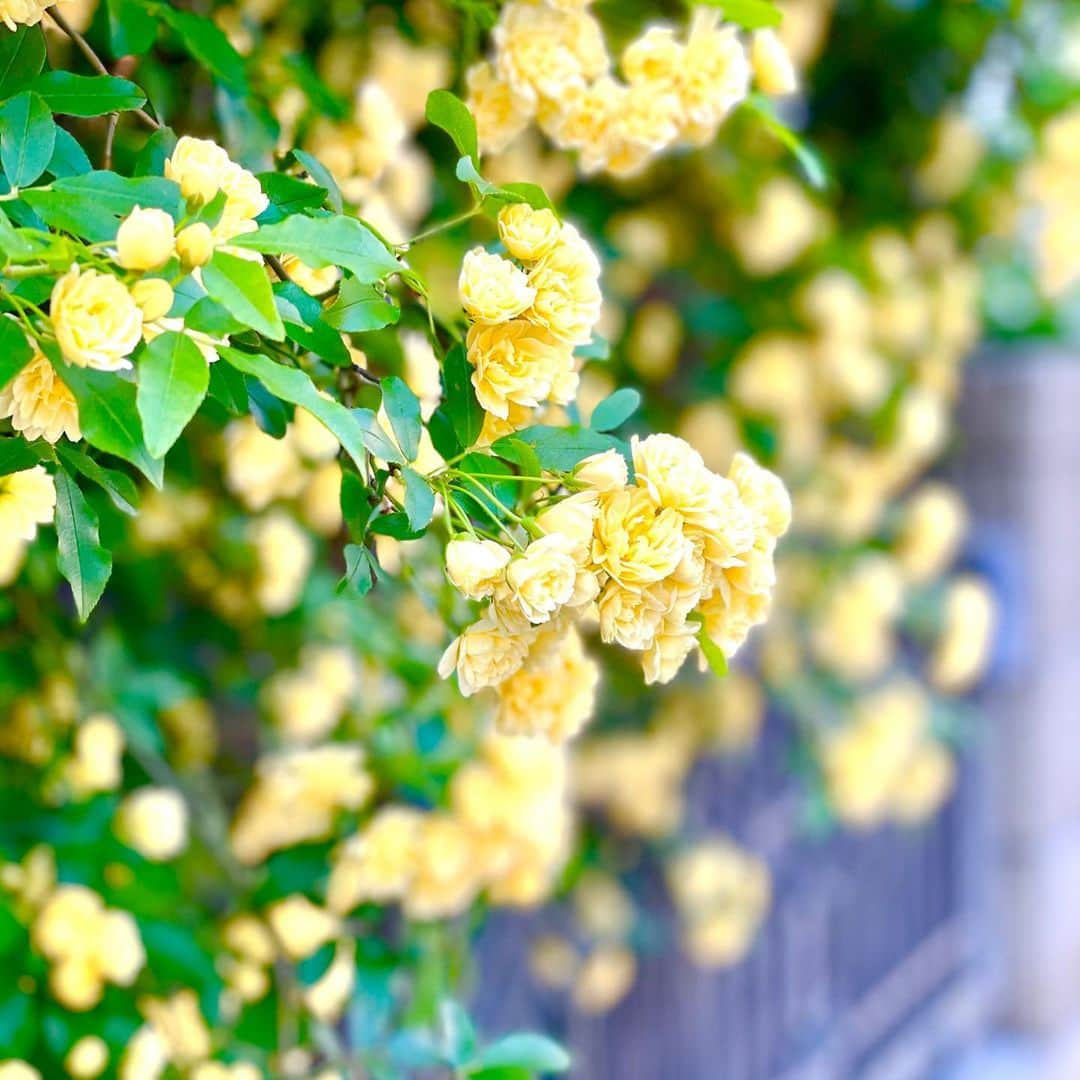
[65,1036,108,1080]
[591,486,688,589]
[574,448,627,492]
[526,223,602,345]
[279,254,341,296]
[0,350,80,444]
[466,319,571,418]
[0,464,55,541]
[130,278,175,322]
[327,805,423,912]
[165,135,232,204]
[266,895,340,960]
[504,534,579,623]
[115,786,189,862]
[445,538,512,600]
[175,222,215,269]
[438,614,535,695]
[51,266,143,371]
[497,203,561,262]
[0,1063,40,1080]
[466,60,533,155]
[750,29,798,95]
[0,0,48,31]
[403,813,482,921]
[116,206,175,271]
[459,248,536,324]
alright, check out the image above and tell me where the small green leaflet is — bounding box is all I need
[0,90,55,187]
[340,543,376,596]
[105,0,158,56]
[219,347,404,467]
[0,316,34,389]
[468,1033,571,1073]
[291,149,342,213]
[590,388,641,432]
[323,277,400,332]
[442,343,484,451]
[0,437,39,477]
[381,376,422,462]
[54,469,113,622]
[202,250,285,341]
[425,89,479,163]
[696,0,783,29]
[402,467,436,531]
[137,332,210,459]
[29,72,146,117]
[497,425,624,472]
[55,443,139,517]
[0,26,46,102]
[231,213,401,284]
[152,2,247,92]
[47,128,92,178]
[743,95,827,190]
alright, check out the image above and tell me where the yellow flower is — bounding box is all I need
[574,448,627,492]
[130,278,175,322]
[65,1036,109,1080]
[0,0,48,30]
[675,10,749,144]
[438,613,535,695]
[591,486,688,589]
[32,885,144,1010]
[223,417,306,511]
[116,206,175,271]
[51,266,143,371]
[571,946,636,1014]
[327,805,424,912]
[115,786,189,862]
[641,617,700,685]
[175,222,215,269]
[164,135,267,239]
[466,60,533,155]
[403,812,482,921]
[727,451,791,539]
[459,248,536,324]
[0,351,80,443]
[497,203,562,262]
[66,713,124,797]
[140,990,211,1067]
[466,319,572,418]
[304,939,356,1022]
[504,534,580,623]
[891,741,955,824]
[278,254,340,296]
[750,29,798,95]
[0,1063,40,1080]
[495,625,599,741]
[526,223,602,345]
[622,25,683,87]
[930,576,996,693]
[248,510,312,615]
[266,895,340,960]
[0,465,55,541]
[445,537,512,600]
[894,483,967,585]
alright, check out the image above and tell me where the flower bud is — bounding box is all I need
[115,786,189,862]
[176,222,215,269]
[116,206,175,271]
[130,278,175,322]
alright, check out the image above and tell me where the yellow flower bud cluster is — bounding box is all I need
[327,733,571,920]
[467,3,798,177]
[821,679,955,828]
[1022,103,1080,298]
[229,744,373,865]
[440,440,789,739]
[458,204,601,442]
[31,884,145,1010]
[665,838,771,968]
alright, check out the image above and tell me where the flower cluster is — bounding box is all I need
[440,438,789,740]
[467,2,797,177]
[459,203,602,442]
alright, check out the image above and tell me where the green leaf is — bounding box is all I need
[0,436,39,476]
[106,0,159,55]
[498,425,622,473]
[220,346,403,467]
[53,362,164,487]
[0,315,33,389]
[471,1033,571,1073]
[231,213,401,284]
[324,276,400,332]
[153,2,247,91]
[455,154,497,196]
[291,149,342,213]
[340,542,376,595]
[340,469,373,538]
[0,992,35,1058]
[441,1000,477,1066]
[489,181,555,212]
[29,72,146,116]
[369,509,423,540]
[54,443,139,516]
[137,331,210,458]
[381,376,422,462]
[256,171,328,222]
[54,469,113,621]
[442,343,484,451]
[426,89,478,162]
[0,25,46,101]
[743,95,827,190]
[402,467,435,531]
[697,0,783,29]
[47,127,92,177]
[697,625,729,677]
[22,171,182,241]
[0,90,55,187]
[202,250,285,341]
[590,388,641,432]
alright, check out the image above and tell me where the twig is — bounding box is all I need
[103,112,119,170]
[264,254,294,286]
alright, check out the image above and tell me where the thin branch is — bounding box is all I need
[103,112,119,170]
